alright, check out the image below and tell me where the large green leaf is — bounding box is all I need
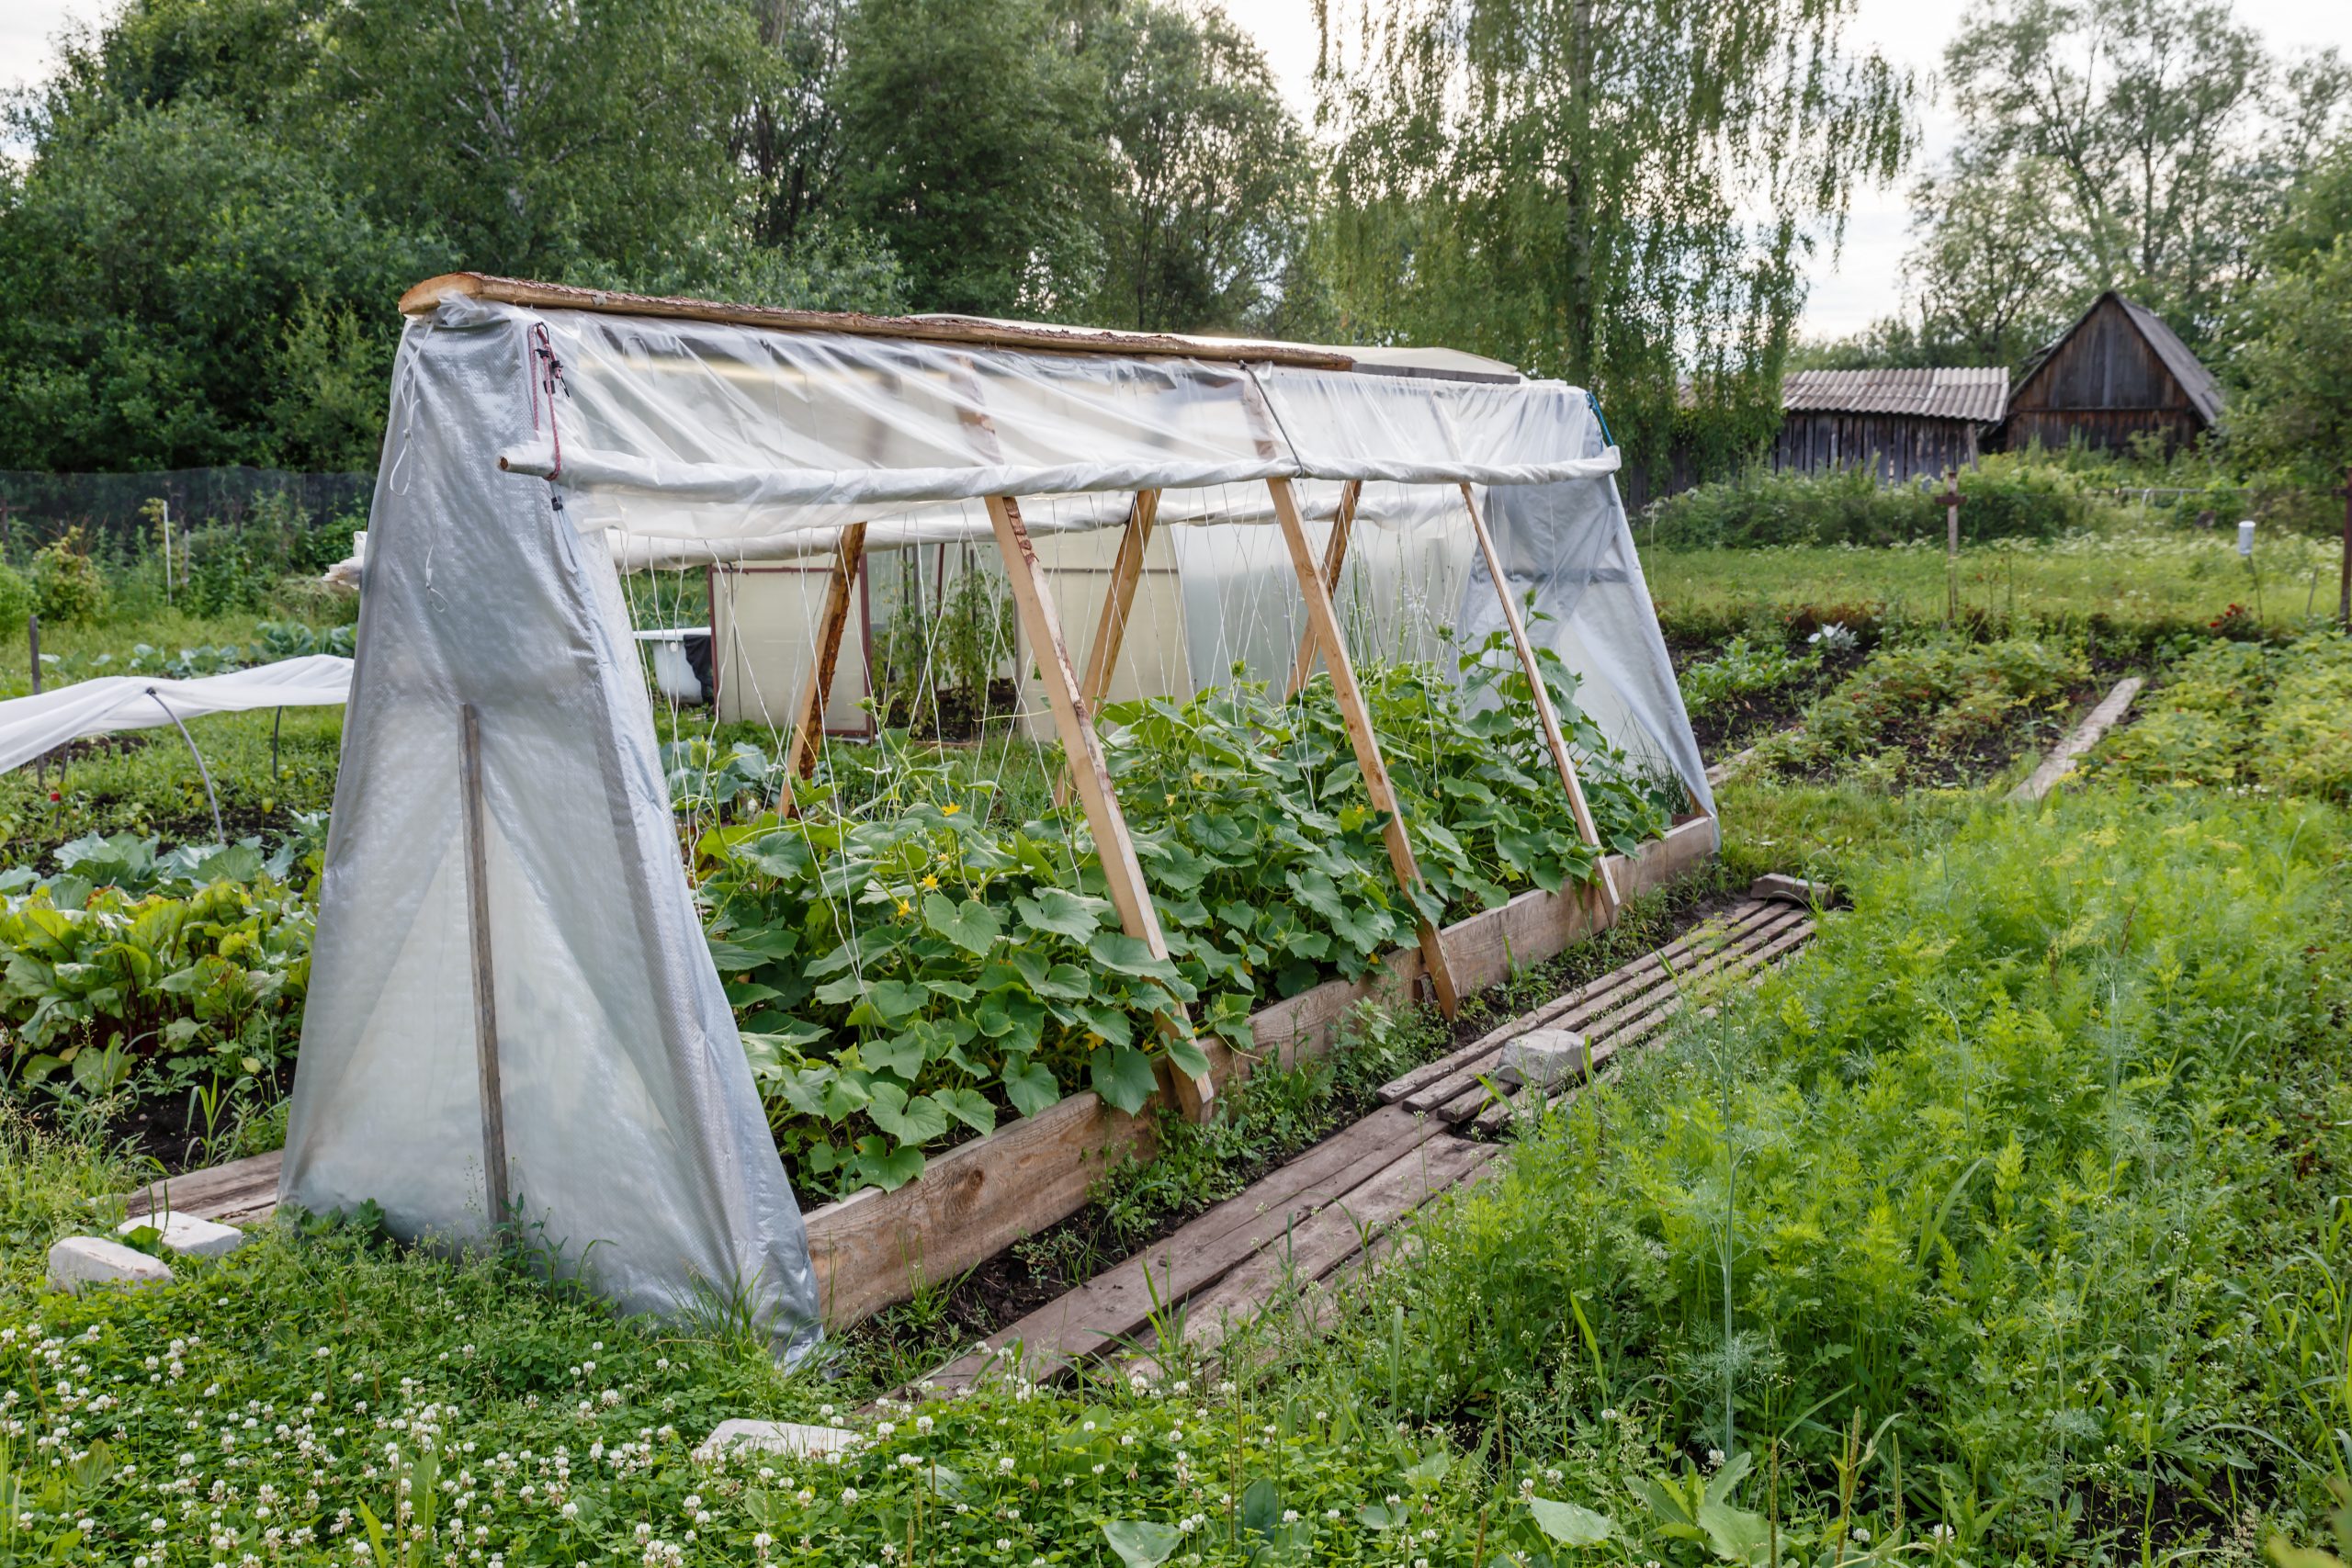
[1530,1497,1616,1547]
[1001,1061,1060,1119]
[865,1081,951,1145]
[1088,931,1180,983]
[1014,886,1111,940]
[1091,1045,1157,1114]
[1102,1520,1182,1568]
[931,1086,997,1135]
[923,893,1002,955]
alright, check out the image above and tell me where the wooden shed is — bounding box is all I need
[1996,291,2222,454]
[1772,367,2008,482]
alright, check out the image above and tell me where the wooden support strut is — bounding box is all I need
[987,495,1215,1121]
[1055,491,1161,807]
[1266,476,1462,1016]
[1285,479,1362,696]
[781,521,869,809]
[1460,482,1621,912]
[458,704,513,1232]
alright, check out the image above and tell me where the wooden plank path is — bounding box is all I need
[2011,675,2143,802]
[906,890,1820,1397]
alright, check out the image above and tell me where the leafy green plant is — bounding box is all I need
[0,831,319,1091]
[29,528,108,625]
[1679,636,1819,715]
[699,648,1672,1197]
[1756,633,2086,784]
[2082,629,2352,802]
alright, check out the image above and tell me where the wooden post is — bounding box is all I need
[1460,483,1621,913]
[1265,477,1461,1016]
[781,521,869,807]
[2335,465,2350,629]
[458,704,514,1231]
[1285,479,1363,696]
[987,495,1213,1121]
[1055,491,1161,807]
[1935,469,1964,625]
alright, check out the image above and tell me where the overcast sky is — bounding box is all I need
[6,0,2349,340]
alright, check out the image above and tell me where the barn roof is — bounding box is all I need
[2013,291,2224,425]
[1781,367,2008,423]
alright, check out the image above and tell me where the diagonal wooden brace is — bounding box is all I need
[1266,477,1461,1016]
[988,495,1214,1121]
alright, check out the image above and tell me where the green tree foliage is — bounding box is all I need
[2230,141,2352,488]
[833,0,1111,316]
[1088,3,1308,332]
[0,97,439,469]
[1312,0,1914,492]
[1901,0,2348,355]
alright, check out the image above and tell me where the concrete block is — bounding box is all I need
[49,1235,174,1294]
[119,1211,248,1258]
[1749,873,1831,908]
[1498,1029,1590,1091]
[695,1419,862,1462]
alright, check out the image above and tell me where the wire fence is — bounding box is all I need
[0,468,374,558]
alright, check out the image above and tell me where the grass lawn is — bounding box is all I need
[1643,525,2345,640]
[6,521,2351,1565]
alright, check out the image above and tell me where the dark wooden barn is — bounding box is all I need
[1996,291,2222,454]
[1772,367,2008,482]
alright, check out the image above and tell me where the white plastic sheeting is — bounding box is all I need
[0,656,353,775]
[287,289,1709,1362]
[284,309,823,1362]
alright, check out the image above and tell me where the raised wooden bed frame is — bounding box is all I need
[801,812,1716,1326]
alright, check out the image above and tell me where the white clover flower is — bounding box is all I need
[841,1487,860,1506]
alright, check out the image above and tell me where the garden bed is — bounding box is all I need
[799,811,1716,1326]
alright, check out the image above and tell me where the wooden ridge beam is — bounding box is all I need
[988,495,1214,1121]
[1266,476,1460,1016]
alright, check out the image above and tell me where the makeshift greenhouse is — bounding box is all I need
[281,274,1713,1363]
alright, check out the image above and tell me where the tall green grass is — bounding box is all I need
[1268,789,2352,1558]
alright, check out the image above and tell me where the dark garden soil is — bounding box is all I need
[1669,637,1867,761]
[835,865,1747,1378]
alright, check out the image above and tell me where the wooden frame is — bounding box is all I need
[1266,476,1462,1016]
[1459,483,1622,911]
[458,705,512,1228]
[1056,490,1161,807]
[779,522,871,805]
[1286,479,1362,696]
[987,495,1215,1121]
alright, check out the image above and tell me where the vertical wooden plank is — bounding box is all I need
[458,704,513,1231]
[1265,477,1461,1016]
[1285,479,1363,697]
[781,521,869,803]
[987,495,1214,1120]
[1460,483,1621,911]
[1055,491,1161,808]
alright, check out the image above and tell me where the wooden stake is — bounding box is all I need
[781,521,869,808]
[458,704,514,1232]
[1460,483,1621,913]
[1936,469,1963,626]
[1266,477,1461,1016]
[1286,479,1363,696]
[1056,491,1161,807]
[28,613,41,792]
[987,496,1213,1121]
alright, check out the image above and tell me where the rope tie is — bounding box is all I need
[528,322,569,483]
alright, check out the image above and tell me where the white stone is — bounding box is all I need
[119,1211,248,1258]
[48,1235,175,1294]
[1498,1029,1590,1090]
[694,1419,862,1463]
